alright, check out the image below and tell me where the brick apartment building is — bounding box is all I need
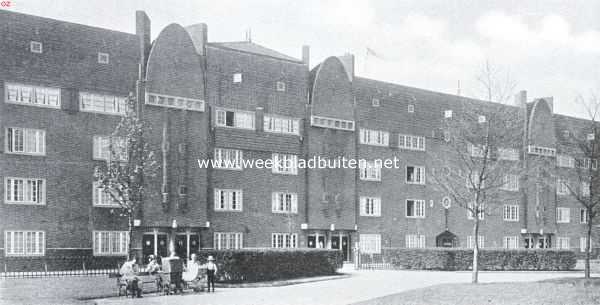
[0,10,597,266]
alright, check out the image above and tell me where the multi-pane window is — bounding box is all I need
[264,115,300,135]
[470,143,487,158]
[360,234,381,254]
[503,236,519,249]
[97,52,109,64]
[214,232,243,249]
[271,233,297,248]
[527,145,556,157]
[467,202,485,220]
[93,231,128,256]
[6,127,46,155]
[359,129,389,146]
[501,174,519,191]
[467,171,485,189]
[556,207,570,223]
[478,115,486,123]
[407,104,415,113]
[398,134,425,151]
[406,199,425,218]
[359,161,381,181]
[310,115,355,131]
[6,83,60,108]
[582,182,591,197]
[233,73,242,83]
[276,81,286,92]
[30,41,43,53]
[467,235,485,249]
[215,109,254,129]
[444,110,453,118]
[580,237,591,253]
[371,98,380,107]
[360,196,381,217]
[556,179,569,195]
[214,148,243,170]
[580,208,588,224]
[5,231,45,256]
[5,178,45,205]
[556,237,570,249]
[498,148,519,161]
[405,234,426,248]
[406,166,425,184]
[79,92,127,115]
[272,192,298,213]
[214,189,243,211]
[145,92,204,112]
[272,153,298,175]
[557,154,575,168]
[503,204,519,222]
[576,158,598,170]
[93,136,128,161]
[92,181,119,207]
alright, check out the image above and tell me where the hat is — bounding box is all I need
[207,255,215,261]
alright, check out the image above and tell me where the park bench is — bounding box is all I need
[109,272,161,297]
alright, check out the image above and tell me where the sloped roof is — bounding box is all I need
[209,41,301,62]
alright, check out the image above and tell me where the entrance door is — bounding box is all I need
[189,234,200,255]
[308,235,316,248]
[157,234,168,258]
[175,235,188,260]
[341,236,349,261]
[142,234,154,261]
[331,235,340,250]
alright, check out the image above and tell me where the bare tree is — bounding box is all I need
[94,96,159,256]
[475,59,517,104]
[563,93,600,278]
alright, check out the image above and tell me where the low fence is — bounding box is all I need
[1,255,122,278]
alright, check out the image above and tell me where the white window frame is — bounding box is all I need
[233,73,242,83]
[527,145,556,157]
[98,52,110,64]
[5,127,46,156]
[214,189,243,211]
[93,136,128,162]
[93,231,129,256]
[582,182,591,197]
[4,177,46,205]
[398,134,425,151]
[359,129,389,146]
[359,160,381,181]
[272,153,298,175]
[214,148,243,170]
[556,237,570,250]
[4,231,45,256]
[467,235,485,249]
[406,166,425,185]
[405,234,426,248]
[557,154,575,168]
[503,236,519,249]
[30,41,42,53]
[145,92,205,112]
[5,83,61,108]
[93,181,120,207]
[501,174,519,191]
[467,202,485,220]
[407,104,415,113]
[444,110,453,118]
[215,108,255,130]
[276,81,286,92]
[263,114,300,135]
[360,196,381,217]
[556,179,569,195]
[359,234,381,254]
[371,98,380,107]
[214,232,243,249]
[310,115,355,131]
[79,92,127,115]
[272,192,298,214]
[405,199,425,218]
[556,207,570,223]
[478,115,486,123]
[271,233,298,248]
[498,148,519,161]
[580,237,592,253]
[503,204,519,222]
[580,208,589,224]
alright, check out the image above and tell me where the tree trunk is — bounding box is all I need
[128,213,134,259]
[472,219,479,284]
[585,211,592,278]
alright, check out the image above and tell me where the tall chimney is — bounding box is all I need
[516,90,527,107]
[186,23,208,56]
[302,45,310,67]
[136,10,151,80]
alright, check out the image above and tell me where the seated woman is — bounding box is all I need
[119,255,143,298]
[145,255,161,274]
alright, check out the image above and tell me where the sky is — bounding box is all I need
[6,0,600,118]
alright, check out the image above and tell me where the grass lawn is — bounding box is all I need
[352,277,600,305]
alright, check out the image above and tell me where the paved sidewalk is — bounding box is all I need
[94,268,593,305]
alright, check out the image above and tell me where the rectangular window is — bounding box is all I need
[310,115,355,131]
[5,178,45,205]
[470,143,488,158]
[503,204,519,222]
[580,208,588,224]
[233,73,242,83]
[498,148,519,161]
[93,136,128,161]
[405,234,426,248]
[468,202,485,220]
[272,153,298,175]
[398,134,425,151]
[556,179,569,195]
[80,92,127,115]
[264,115,300,135]
[30,41,42,53]
[271,233,297,248]
[360,196,381,217]
[556,237,570,249]
[557,154,575,168]
[276,81,286,92]
[214,148,243,170]
[556,207,570,223]
[503,236,519,249]
[576,158,598,170]
[467,235,485,249]
[214,189,243,211]
[359,234,381,254]
[93,231,128,256]
[582,182,591,197]
[214,232,243,250]
[359,129,389,146]
[406,166,425,184]
[580,237,591,253]
[359,161,381,181]
[6,127,46,155]
[6,83,60,108]
[405,199,425,218]
[92,181,119,207]
[215,109,254,130]
[272,192,298,213]
[98,52,109,64]
[527,145,556,157]
[444,110,453,118]
[145,92,204,112]
[5,231,45,256]
[501,174,519,191]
